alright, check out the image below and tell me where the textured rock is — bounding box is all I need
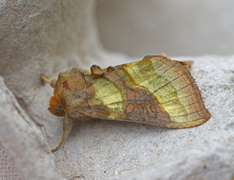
[1,0,234,179]
[0,0,103,179]
[0,76,65,180]
[97,0,234,57]
[0,0,129,179]
[51,55,234,180]
[119,55,234,179]
[1,53,234,179]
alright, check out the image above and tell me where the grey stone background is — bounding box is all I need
[96,0,234,57]
[0,1,234,180]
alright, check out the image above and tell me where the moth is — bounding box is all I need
[43,53,211,152]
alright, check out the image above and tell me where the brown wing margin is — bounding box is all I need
[77,99,209,128]
[78,54,211,129]
[77,64,175,127]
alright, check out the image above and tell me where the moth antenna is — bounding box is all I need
[41,75,57,88]
[41,75,50,83]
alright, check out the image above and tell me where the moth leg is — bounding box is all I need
[41,75,57,88]
[51,131,66,152]
[90,65,104,78]
[52,114,72,152]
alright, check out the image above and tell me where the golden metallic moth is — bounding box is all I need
[43,53,211,152]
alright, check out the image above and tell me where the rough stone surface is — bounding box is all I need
[1,0,234,180]
[51,55,234,180]
[96,0,234,57]
[119,55,234,180]
[0,0,129,179]
[0,76,65,180]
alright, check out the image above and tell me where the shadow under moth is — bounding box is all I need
[43,53,211,152]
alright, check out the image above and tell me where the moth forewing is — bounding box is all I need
[44,53,211,152]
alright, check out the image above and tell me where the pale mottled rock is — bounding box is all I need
[1,0,234,179]
[119,55,234,180]
[51,55,234,180]
[0,76,65,180]
[97,0,234,57]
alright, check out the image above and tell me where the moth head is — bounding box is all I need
[48,68,95,117]
[48,93,65,117]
